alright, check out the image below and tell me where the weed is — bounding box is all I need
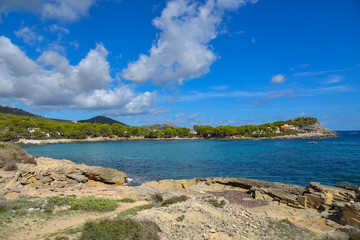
[46,196,118,212]
[205,198,226,208]
[162,195,188,206]
[151,193,163,203]
[117,198,136,203]
[117,204,156,218]
[70,197,118,212]
[176,215,185,222]
[55,236,69,240]
[79,218,160,240]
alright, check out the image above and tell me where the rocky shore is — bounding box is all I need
[0,156,359,239]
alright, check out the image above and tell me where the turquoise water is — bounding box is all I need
[22,131,360,186]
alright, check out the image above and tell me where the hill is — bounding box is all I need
[0,105,36,117]
[0,106,71,123]
[78,116,127,126]
[141,123,180,130]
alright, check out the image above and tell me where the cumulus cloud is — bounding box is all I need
[14,26,43,46]
[270,74,286,84]
[0,0,96,22]
[0,36,157,116]
[122,0,257,85]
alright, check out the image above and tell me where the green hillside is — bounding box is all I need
[78,116,127,126]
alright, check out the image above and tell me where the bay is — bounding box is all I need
[22,131,360,186]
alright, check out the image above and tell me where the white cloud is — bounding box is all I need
[14,26,43,46]
[270,74,286,84]
[0,36,157,116]
[122,0,257,85]
[0,0,97,22]
[42,0,96,22]
[324,75,344,84]
[251,89,294,105]
[46,24,70,34]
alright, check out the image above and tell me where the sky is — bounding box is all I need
[0,0,359,130]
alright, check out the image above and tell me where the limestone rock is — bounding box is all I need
[342,202,360,228]
[81,166,127,184]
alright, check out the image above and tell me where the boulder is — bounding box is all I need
[66,173,88,183]
[81,166,127,185]
[342,202,360,228]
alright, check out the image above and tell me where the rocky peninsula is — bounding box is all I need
[0,151,359,240]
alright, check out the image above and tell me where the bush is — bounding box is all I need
[117,198,136,203]
[79,218,160,240]
[150,193,163,203]
[3,162,18,171]
[46,196,119,212]
[161,195,188,206]
[205,198,226,208]
[70,197,118,212]
[117,204,155,218]
[0,143,36,170]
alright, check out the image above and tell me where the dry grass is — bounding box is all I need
[0,143,36,170]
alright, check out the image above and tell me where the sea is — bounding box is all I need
[22,131,360,187]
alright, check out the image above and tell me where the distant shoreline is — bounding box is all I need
[15,132,339,145]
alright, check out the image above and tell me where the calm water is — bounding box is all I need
[22,131,360,186]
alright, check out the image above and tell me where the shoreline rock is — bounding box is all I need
[1,156,359,239]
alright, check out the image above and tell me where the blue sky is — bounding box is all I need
[0,0,359,130]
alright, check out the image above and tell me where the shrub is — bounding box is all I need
[3,162,18,171]
[150,193,163,203]
[46,196,118,212]
[161,195,188,206]
[117,198,136,203]
[205,198,226,208]
[70,197,118,212]
[79,218,160,240]
[0,143,36,170]
[117,204,155,218]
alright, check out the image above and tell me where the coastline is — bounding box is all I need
[1,153,359,239]
[15,132,339,145]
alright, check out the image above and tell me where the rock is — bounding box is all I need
[38,176,53,184]
[66,179,79,185]
[66,173,88,183]
[342,202,360,228]
[16,194,27,199]
[81,166,127,185]
[301,182,357,209]
[50,180,68,188]
[7,187,21,193]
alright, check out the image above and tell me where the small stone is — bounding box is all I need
[209,228,216,233]
[7,187,21,193]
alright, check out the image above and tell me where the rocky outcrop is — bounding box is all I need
[1,157,127,194]
[342,203,360,228]
[300,122,339,137]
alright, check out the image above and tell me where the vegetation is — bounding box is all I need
[78,116,127,126]
[79,218,160,240]
[117,198,136,203]
[0,143,36,170]
[0,107,319,141]
[161,195,188,206]
[46,196,119,212]
[0,196,119,224]
[117,204,156,218]
[204,198,226,208]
